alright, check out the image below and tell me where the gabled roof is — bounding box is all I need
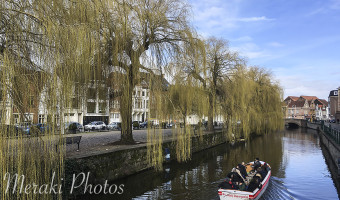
[316,99,328,107]
[288,99,306,108]
[284,96,299,102]
[300,96,318,101]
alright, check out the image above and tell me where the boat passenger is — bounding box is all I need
[228,169,244,183]
[238,182,247,191]
[247,176,261,192]
[218,178,235,189]
[263,162,271,172]
[237,163,248,178]
[253,158,261,171]
[259,165,268,177]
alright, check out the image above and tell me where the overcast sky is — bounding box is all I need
[189,0,340,100]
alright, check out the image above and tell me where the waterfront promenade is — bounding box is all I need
[65,127,221,158]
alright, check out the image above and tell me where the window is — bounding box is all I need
[14,114,20,124]
[99,102,107,113]
[114,113,120,119]
[146,100,149,108]
[142,91,145,96]
[54,115,60,126]
[87,102,96,113]
[38,115,45,124]
[87,88,96,99]
[98,87,107,100]
[72,97,79,109]
[29,96,34,106]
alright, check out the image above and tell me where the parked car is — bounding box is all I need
[167,123,174,128]
[140,121,148,128]
[107,122,120,130]
[17,123,51,135]
[65,122,84,133]
[84,121,106,131]
[16,122,32,135]
[35,123,53,134]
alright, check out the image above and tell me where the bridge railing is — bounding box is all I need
[322,122,340,145]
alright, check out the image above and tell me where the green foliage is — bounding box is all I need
[133,121,140,129]
[69,123,77,131]
[222,66,284,141]
[0,0,283,182]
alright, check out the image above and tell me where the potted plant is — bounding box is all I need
[68,123,77,134]
[133,121,140,130]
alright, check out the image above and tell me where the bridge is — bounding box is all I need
[284,118,307,128]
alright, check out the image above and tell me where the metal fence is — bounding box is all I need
[322,122,340,145]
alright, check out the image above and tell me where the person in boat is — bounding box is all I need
[256,167,267,181]
[247,175,262,192]
[228,168,244,183]
[238,181,247,191]
[218,178,236,189]
[253,158,261,171]
[237,163,248,178]
[263,162,271,172]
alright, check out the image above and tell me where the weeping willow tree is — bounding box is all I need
[222,65,284,141]
[97,0,198,144]
[0,0,105,199]
[167,77,206,162]
[184,37,242,131]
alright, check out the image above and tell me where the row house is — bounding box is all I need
[329,87,340,123]
[283,95,329,120]
[7,79,150,128]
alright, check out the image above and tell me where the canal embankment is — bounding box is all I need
[318,123,340,176]
[65,129,228,187]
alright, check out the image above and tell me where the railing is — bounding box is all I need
[322,122,340,145]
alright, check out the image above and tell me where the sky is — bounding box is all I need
[189,0,340,100]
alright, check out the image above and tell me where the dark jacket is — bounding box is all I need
[218,180,235,189]
[259,169,267,179]
[238,164,248,177]
[253,160,261,171]
[227,172,244,183]
[247,176,262,192]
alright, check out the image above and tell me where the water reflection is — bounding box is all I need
[77,128,339,200]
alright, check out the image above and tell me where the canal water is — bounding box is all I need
[81,128,340,200]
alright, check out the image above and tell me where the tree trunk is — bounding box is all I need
[120,67,135,144]
[207,93,214,131]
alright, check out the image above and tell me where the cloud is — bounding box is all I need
[273,64,340,100]
[190,0,274,37]
[230,42,270,59]
[232,36,253,42]
[307,0,340,16]
[234,16,275,22]
[268,42,284,47]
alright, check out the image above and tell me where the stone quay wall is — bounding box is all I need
[65,130,227,184]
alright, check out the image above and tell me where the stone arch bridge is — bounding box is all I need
[284,118,307,128]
